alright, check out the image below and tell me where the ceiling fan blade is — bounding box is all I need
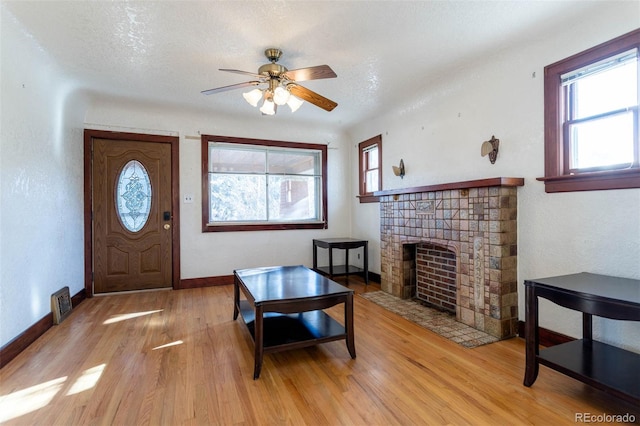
[201,81,261,95]
[219,68,266,79]
[283,65,337,82]
[288,84,337,111]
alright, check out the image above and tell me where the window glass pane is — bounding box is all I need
[365,146,378,169]
[268,151,317,175]
[268,176,318,221]
[365,170,379,193]
[571,57,637,119]
[209,174,266,221]
[210,147,266,173]
[570,111,634,169]
[116,160,152,233]
[206,138,326,227]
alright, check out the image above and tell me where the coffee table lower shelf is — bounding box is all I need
[238,300,347,352]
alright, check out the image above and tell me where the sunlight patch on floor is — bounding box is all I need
[0,376,67,422]
[152,340,184,350]
[66,364,106,396]
[103,309,163,325]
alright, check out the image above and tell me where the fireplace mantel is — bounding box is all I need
[374,177,524,197]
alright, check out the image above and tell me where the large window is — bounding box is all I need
[202,135,327,232]
[540,29,640,192]
[358,135,382,203]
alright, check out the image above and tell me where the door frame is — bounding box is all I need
[84,129,181,297]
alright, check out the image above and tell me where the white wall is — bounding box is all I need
[1,9,87,347]
[348,4,640,352]
[84,98,353,279]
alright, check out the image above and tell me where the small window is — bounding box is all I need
[540,29,640,192]
[358,135,382,203]
[202,135,327,232]
[562,49,637,172]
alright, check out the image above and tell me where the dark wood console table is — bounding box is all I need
[523,272,640,405]
[234,265,356,379]
[312,238,368,285]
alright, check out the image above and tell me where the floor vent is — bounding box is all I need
[51,287,72,324]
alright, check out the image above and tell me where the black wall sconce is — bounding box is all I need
[481,135,500,164]
[392,159,405,179]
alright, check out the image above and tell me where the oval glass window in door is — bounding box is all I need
[116,160,152,232]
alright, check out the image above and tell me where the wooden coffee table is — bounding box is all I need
[233,265,356,379]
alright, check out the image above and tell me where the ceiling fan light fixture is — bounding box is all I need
[260,98,276,115]
[202,48,337,116]
[287,94,304,112]
[242,88,263,107]
[243,88,263,107]
[273,86,290,106]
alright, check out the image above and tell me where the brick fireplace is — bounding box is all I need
[416,243,457,313]
[376,177,524,339]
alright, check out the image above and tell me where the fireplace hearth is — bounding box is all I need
[375,177,524,339]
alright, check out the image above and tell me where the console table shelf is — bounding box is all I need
[523,272,640,405]
[315,265,365,276]
[538,339,639,402]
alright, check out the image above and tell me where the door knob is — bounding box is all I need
[163,224,171,230]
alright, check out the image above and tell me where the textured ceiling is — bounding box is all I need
[2,1,612,130]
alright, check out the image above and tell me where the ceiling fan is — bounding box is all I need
[201,48,338,115]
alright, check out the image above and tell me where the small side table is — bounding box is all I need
[523,272,640,405]
[312,238,368,285]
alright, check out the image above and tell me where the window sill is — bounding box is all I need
[203,222,327,232]
[357,194,381,203]
[537,168,640,193]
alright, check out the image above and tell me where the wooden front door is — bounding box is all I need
[91,135,175,293]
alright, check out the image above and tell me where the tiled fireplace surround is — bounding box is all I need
[376,177,524,339]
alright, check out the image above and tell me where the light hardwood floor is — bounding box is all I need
[1,279,638,425]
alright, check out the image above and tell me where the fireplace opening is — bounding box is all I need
[415,244,457,313]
